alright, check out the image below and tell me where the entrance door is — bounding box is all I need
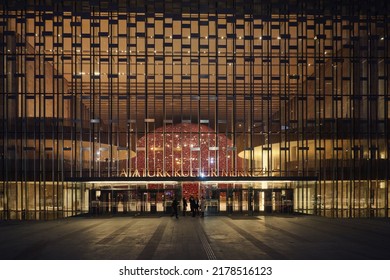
[137,184,178,214]
[163,186,180,214]
[219,185,253,214]
[89,184,294,215]
[200,183,219,215]
[232,188,242,212]
[219,189,227,213]
[89,184,179,215]
[253,189,261,213]
[255,189,294,214]
[264,189,272,213]
[281,189,293,214]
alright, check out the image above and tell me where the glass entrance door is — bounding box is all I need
[162,184,180,214]
[89,184,180,215]
[228,185,253,214]
[199,183,219,215]
[219,189,227,213]
[254,189,261,213]
[89,183,295,216]
[254,189,294,214]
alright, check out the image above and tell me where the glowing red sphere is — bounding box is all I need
[134,123,235,175]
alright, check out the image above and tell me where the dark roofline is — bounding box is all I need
[1,0,389,16]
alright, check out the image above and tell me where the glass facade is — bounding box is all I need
[1,0,390,219]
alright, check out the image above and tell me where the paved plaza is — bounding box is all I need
[0,214,389,260]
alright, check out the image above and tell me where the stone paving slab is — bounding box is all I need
[0,215,390,260]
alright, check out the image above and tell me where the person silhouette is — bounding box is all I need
[171,196,179,219]
[189,196,195,217]
[182,197,188,216]
[194,198,199,216]
[200,196,205,218]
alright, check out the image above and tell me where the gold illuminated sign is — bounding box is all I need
[119,168,267,178]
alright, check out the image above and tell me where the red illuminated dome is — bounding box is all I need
[134,123,236,175]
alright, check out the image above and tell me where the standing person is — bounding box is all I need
[171,196,179,219]
[189,196,195,217]
[194,198,199,216]
[200,196,206,218]
[182,197,188,216]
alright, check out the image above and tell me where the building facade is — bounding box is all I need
[1,0,390,220]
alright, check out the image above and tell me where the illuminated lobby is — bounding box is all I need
[1,0,390,220]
